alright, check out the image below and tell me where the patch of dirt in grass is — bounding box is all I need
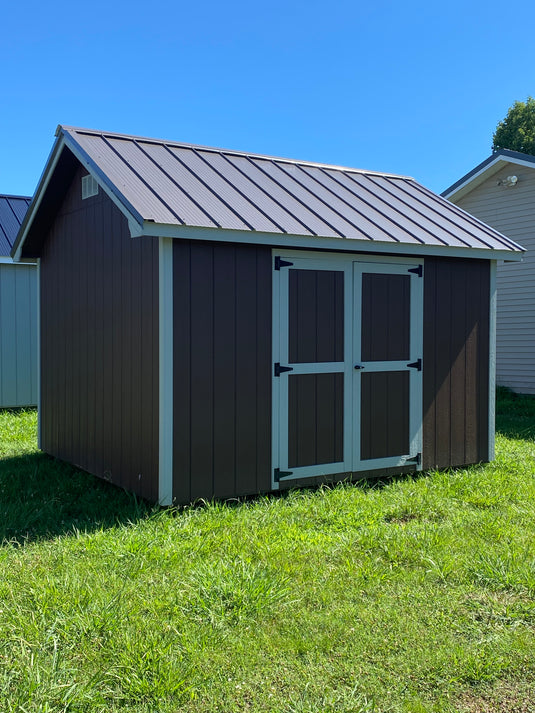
[460,681,535,712]
[383,512,420,524]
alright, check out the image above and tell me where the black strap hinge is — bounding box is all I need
[407,358,422,371]
[408,264,423,277]
[274,256,294,271]
[274,363,294,377]
[274,468,294,482]
[406,452,422,465]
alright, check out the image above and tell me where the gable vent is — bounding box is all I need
[81,174,99,200]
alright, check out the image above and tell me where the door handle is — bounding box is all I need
[354,364,365,370]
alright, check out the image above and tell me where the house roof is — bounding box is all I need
[442,149,535,202]
[13,126,524,261]
[0,195,31,257]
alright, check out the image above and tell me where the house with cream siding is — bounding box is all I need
[443,149,535,395]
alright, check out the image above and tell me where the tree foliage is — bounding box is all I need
[492,97,535,155]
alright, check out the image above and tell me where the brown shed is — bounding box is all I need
[12,126,524,504]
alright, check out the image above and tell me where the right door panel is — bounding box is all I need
[353,262,423,470]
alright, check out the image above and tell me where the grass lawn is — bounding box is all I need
[0,392,534,712]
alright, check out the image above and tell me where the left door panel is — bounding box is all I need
[273,256,351,486]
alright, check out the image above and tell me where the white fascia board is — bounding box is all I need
[133,222,524,262]
[0,257,37,265]
[13,133,145,262]
[445,155,535,202]
[61,133,145,233]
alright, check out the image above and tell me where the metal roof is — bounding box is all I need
[13,127,525,260]
[0,195,31,256]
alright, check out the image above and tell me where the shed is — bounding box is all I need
[443,150,535,394]
[12,126,524,504]
[0,194,37,408]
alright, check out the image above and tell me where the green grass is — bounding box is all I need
[0,394,535,712]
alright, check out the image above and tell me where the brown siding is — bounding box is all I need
[422,257,489,469]
[39,165,159,501]
[172,241,272,503]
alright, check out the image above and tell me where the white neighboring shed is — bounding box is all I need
[0,194,37,407]
[443,149,535,395]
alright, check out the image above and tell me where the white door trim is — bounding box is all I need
[272,250,424,488]
[352,260,423,472]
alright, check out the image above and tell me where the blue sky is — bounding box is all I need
[2,0,535,197]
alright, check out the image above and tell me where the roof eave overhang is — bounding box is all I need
[131,222,524,262]
[443,153,535,202]
[12,129,145,262]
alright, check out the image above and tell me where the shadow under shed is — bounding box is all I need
[0,452,152,545]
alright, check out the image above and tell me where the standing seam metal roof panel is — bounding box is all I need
[33,126,524,256]
[296,165,434,245]
[169,147,285,234]
[398,179,522,251]
[348,174,475,249]
[0,196,31,255]
[198,151,314,235]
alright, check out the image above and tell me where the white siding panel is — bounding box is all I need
[454,163,535,394]
[0,263,38,407]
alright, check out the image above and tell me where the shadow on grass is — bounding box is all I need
[495,387,535,441]
[0,452,152,545]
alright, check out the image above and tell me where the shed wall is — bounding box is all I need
[0,263,38,407]
[172,240,272,502]
[39,165,159,501]
[171,245,490,503]
[453,164,535,394]
[422,257,489,468]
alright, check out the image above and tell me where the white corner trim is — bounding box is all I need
[36,259,41,449]
[158,237,174,505]
[488,260,497,461]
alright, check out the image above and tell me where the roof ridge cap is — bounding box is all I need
[58,125,414,181]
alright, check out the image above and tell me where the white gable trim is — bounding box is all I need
[445,154,535,202]
[13,133,145,262]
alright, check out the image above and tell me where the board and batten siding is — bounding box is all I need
[39,165,159,501]
[0,262,38,407]
[170,245,490,503]
[454,164,535,394]
[423,257,490,468]
[172,240,272,503]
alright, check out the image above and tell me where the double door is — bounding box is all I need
[272,252,423,486]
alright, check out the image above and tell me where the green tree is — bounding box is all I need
[493,97,535,155]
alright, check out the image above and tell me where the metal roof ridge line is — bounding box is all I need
[60,125,412,179]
